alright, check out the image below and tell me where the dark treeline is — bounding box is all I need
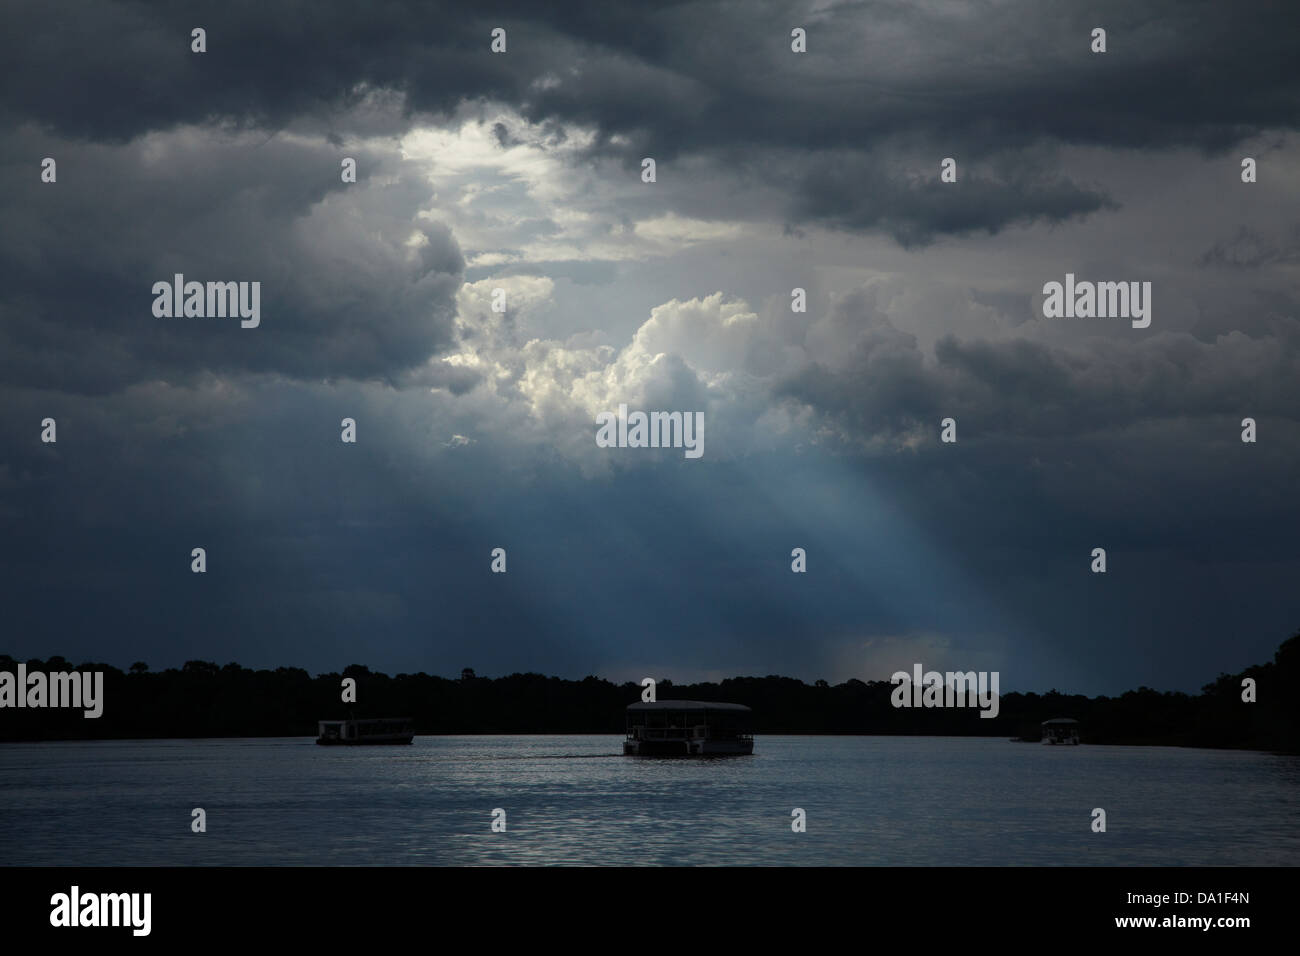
[3,631,1297,751]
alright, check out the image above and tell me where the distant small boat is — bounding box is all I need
[623,700,754,756]
[1041,717,1080,745]
[316,718,414,745]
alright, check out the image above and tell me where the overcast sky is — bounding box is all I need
[2,0,1298,694]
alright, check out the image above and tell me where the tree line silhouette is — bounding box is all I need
[3,630,1297,751]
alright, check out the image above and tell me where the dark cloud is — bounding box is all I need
[1201,225,1300,269]
[2,368,1295,693]
[2,0,1299,697]
[4,1,1297,242]
[777,287,1300,444]
[0,126,462,392]
[782,145,1113,245]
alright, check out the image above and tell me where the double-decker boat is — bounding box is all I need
[316,717,414,745]
[623,700,754,756]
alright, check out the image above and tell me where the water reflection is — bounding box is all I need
[1,736,1296,865]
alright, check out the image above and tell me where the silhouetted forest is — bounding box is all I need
[3,630,1297,751]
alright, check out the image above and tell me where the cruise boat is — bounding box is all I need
[316,717,414,745]
[623,700,754,756]
[1040,717,1081,745]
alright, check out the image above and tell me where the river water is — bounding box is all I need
[2,735,1296,865]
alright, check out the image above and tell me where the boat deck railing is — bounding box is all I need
[627,727,754,741]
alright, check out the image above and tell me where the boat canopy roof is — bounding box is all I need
[1042,717,1079,725]
[627,700,750,712]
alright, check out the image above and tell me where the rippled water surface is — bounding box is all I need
[2,736,1297,865]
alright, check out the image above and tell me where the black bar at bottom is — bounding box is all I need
[0,866,1277,942]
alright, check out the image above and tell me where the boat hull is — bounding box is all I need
[623,739,753,756]
[316,718,415,745]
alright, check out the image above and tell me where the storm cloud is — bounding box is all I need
[2,0,1298,695]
